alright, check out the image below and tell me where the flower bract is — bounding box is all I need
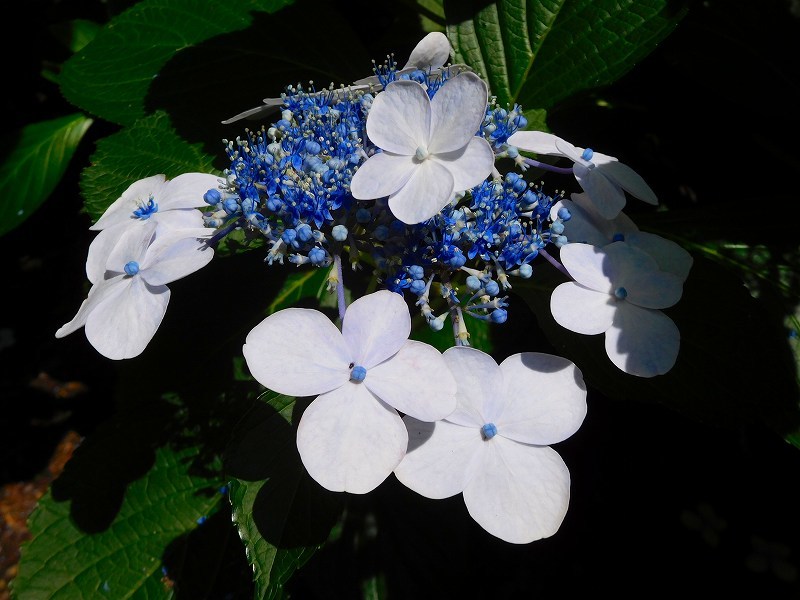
[394,346,587,544]
[242,290,457,494]
[508,130,657,219]
[350,72,494,224]
[550,242,683,377]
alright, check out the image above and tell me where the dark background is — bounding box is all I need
[2,0,800,597]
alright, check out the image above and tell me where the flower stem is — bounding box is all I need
[539,248,571,279]
[334,254,347,322]
[523,157,573,175]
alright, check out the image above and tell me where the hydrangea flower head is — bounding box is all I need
[350,72,494,224]
[394,346,587,544]
[508,130,657,219]
[56,220,215,359]
[242,290,457,494]
[550,242,683,377]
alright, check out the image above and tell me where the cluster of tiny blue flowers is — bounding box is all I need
[206,64,573,344]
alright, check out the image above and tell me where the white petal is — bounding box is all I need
[554,137,585,163]
[105,221,158,276]
[55,275,126,339]
[90,175,166,231]
[342,290,411,369]
[593,153,658,205]
[84,276,170,360]
[496,353,587,445]
[350,152,416,200]
[431,136,494,192]
[387,158,454,224]
[603,242,682,309]
[86,223,128,284]
[506,131,563,156]
[463,439,571,543]
[393,417,481,499]
[428,72,488,154]
[550,282,616,335]
[366,80,430,154]
[366,340,456,421]
[550,199,607,247]
[152,208,206,231]
[441,346,502,427]
[626,232,693,281]
[140,230,214,286]
[159,173,221,210]
[558,243,614,292]
[605,304,680,377]
[243,308,352,396]
[402,32,451,70]
[574,166,627,220]
[296,383,407,494]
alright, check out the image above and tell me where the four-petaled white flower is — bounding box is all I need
[350,72,494,224]
[552,192,693,281]
[242,290,457,494]
[394,346,587,544]
[550,242,684,377]
[508,130,658,219]
[56,220,215,359]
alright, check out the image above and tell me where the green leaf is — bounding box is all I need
[267,266,334,314]
[445,0,686,110]
[0,114,92,237]
[226,392,344,599]
[79,111,218,222]
[13,444,223,599]
[59,0,295,126]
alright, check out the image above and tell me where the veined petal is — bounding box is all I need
[602,243,682,309]
[387,158,454,224]
[350,152,416,200]
[496,353,587,445]
[86,223,128,284]
[366,340,456,421]
[243,308,352,397]
[559,243,615,292]
[55,274,127,339]
[431,137,494,193]
[626,232,693,282]
[550,282,616,335]
[574,166,627,220]
[342,290,411,368]
[402,32,451,70]
[593,154,658,205]
[366,80,431,154]
[159,173,221,210]
[84,276,170,360]
[105,221,158,276]
[441,346,502,427]
[393,417,481,499]
[506,131,563,156]
[428,72,488,154]
[606,304,680,377]
[296,383,408,494]
[90,175,166,231]
[140,230,215,286]
[463,439,571,544]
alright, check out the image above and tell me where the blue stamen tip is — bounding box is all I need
[612,233,625,242]
[350,365,367,382]
[481,423,498,440]
[581,148,594,161]
[124,261,140,276]
[614,286,628,300]
[132,197,158,219]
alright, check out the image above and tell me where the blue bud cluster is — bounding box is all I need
[210,64,574,344]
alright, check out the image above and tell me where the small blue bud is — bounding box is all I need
[490,309,508,324]
[517,263,533,279]
[196,516,207,525]
[466,275,482,291]
[203,189,222,206]
[267,196,283,212]
[373,224,389,241]
[305,140,321,155]
[331,224,348,241]
[389,220,406,236]
[557,207,571,221]
[554,235,569,248]
[282,229,298,247]
[612,232,625,242]
[516,115,528,129]
[550,221,565,235]
[481,423,498,439]
[449,253,466,269]
[296,223,313,242]
[124,261,140,276]
[223,198,240,215]
[484,280,500,297]
[410,279,427,295]
[309,247,327,265]
[356,208,372,223]
[407,265,424,280]
[614,287,628,300]
[581,148,594,161]
[350,365,367,382]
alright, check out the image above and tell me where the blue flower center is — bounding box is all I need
[415,146,430,161]
[132,196,159,220]
[350,364,367,382]
[614,286,628,300]
[124,261,140,276]
[581,148,594,161]
[481,422,498,440]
